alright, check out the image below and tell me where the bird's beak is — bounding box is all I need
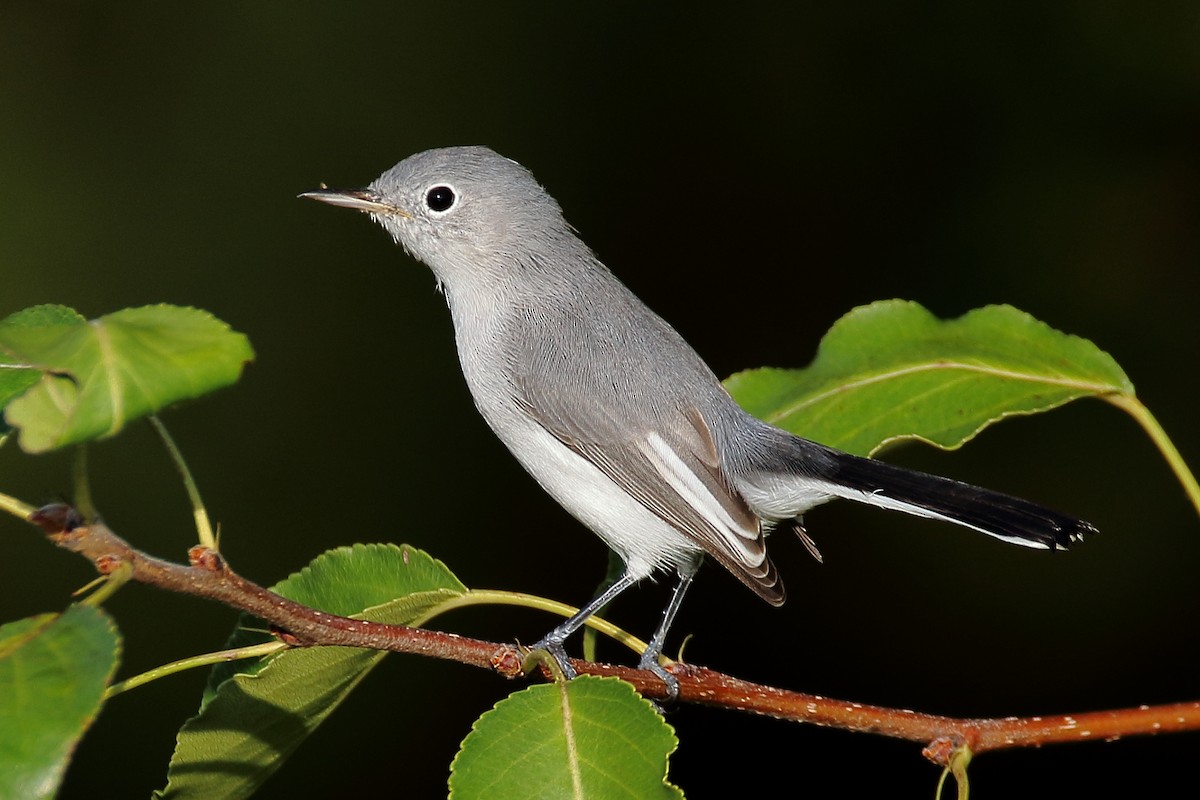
[299,186,412,219]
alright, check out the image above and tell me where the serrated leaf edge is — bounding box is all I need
[449,677,682,799]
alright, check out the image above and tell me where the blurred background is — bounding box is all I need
[2,2,1198,797]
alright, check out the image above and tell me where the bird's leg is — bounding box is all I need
[637,558,700,703]
[530,570,639,679]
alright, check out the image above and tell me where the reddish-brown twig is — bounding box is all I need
[27,503,1200,767]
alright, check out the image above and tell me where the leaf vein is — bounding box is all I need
[90,322,124,436]
[559,680,585,799]
[766,361,1124,425]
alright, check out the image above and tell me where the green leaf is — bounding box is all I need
[0,306,86,441]
[157,544,466,800]
[0,605,121,800]
[725,301,1132,456]
[0,304,254,453]
[450,676,683,800]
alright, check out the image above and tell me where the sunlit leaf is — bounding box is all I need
[0,304,254,452]
[0,305,85,440]
[725,301,1132,456]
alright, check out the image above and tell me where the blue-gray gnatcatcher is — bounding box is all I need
[302,146,1095,694]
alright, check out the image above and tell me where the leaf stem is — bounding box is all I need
[948,746,972,800]
[72,445,98,520]
[78,561,134,607]
[104,641,286,698]
[0,490,36,520]
[410,589,653,660]
[148,416,216,550]
[1105,393,1200,520]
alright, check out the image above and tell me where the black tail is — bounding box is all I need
[819,448,1096,550]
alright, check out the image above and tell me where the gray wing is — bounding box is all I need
[510,312,785,605]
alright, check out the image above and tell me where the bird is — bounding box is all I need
[301,146,1095,696]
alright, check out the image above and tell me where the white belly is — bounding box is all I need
[485,405,702,579]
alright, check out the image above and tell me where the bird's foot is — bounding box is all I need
[638,653,680,706]
[527,636,576,681]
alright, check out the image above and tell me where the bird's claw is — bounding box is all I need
[639,655,680,705]
[528,637,576,681]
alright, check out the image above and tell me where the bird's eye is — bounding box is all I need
[425,185,457,213]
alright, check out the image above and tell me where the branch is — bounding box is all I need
[27,504,507,671]
[26,503,1200,768]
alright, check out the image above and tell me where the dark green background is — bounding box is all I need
[2,3,1198,797]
